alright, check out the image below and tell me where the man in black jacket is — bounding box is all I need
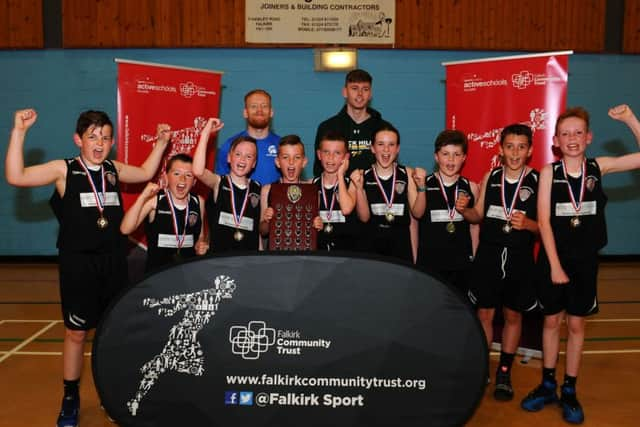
[313,69,384,176]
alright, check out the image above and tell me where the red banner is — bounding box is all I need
[445,52,570,182]
[444,52,570,358]
[116,59,222,246]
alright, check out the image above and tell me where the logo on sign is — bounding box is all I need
[229,321,277,360]
[229,322,332,360]
[225,391,239,405]
[239,391,254,406]
[127,275,237,417]
[179,81,217,98]
[512,71,534,89]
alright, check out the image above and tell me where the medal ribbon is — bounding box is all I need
[436,172,459,222]
[561,159,586,215]
[372,165,396,210]
[501,167,527,222]
[320,175,338,223]
[77,157,106,218]
[227,176,250,229]
[166,190,189,250]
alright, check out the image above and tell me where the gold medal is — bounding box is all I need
[324,223,333,234]
[97,216,108,229]
[570,216,581,228]
[446,221,456,234]
[502,222,512,234]
[385,211,395,223]
[233,229,244,242]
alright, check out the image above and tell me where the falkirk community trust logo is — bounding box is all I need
[511,70,565,90]
[229,321,331,360]
[179,81,217,99]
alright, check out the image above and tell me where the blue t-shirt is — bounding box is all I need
[215,130,280,185]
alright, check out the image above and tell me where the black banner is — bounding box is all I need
[93,253,488,427]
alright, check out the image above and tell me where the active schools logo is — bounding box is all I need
[225,391,254,406]
[462,74,508,92]
[229,321,332,360]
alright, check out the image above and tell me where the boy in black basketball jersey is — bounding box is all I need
[121,154,207,272]
[313,131,358,251]
[259,135,323,239]
[457,124,539,402]
[5,109,171,427]
[351,122,427,262]
[521,105,640,424]
[416,130,479,291]
[192,118,264,252]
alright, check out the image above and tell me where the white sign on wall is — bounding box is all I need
[246,0,395,44]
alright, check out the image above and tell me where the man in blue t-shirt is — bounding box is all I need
[215,89,280,185]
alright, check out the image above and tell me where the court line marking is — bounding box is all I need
[0,321,60,363]
[0,319,61,324]
[490,349,640,356]
[0,351,91,356]
[586,318,640,322]
[563,349,640,355]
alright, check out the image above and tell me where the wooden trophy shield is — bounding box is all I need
[268,183,318,250]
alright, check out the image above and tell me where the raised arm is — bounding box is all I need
[5,109,66,188]
[194,195,210,255]
[193,118,224,189]
[337,157,356,215]
[115,123,171,184]
[120,182,160,234]
[597,104,640,175]
[350,169,371,223]
[407,166,427,219]
[259,184,273,236]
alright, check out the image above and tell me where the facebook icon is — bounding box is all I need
[224,391,239,405]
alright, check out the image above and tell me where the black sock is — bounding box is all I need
[497,351,515,374]
[63,379,79,399]
[563,374,577,388]
[542,367,556,384]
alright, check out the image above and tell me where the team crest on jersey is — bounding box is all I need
[586,176,596,192]
[250,193,260,208]
[106,172,116,187]
[188,212,199,227]
[519,187,533,202]
[395,181,406,195]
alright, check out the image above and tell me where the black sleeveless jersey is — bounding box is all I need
[145,191,202,272]
[313,175,358,251]
[417,174,475,270]
[50,158,125,253]
[549,159,607,256]
[480,167,539,249]
[363,164,411,228]
[207,176,261,252]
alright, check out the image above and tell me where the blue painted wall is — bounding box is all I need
[1,49,639,255]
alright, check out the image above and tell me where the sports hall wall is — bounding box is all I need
[1,48,639,255]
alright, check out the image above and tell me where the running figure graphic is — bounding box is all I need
[127,275,236,416]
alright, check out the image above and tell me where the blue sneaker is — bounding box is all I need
[56,395,79,427]
[521,379,558,411]
[560,385,585,424]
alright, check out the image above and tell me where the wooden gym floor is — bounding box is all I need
[0,261,638,427]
